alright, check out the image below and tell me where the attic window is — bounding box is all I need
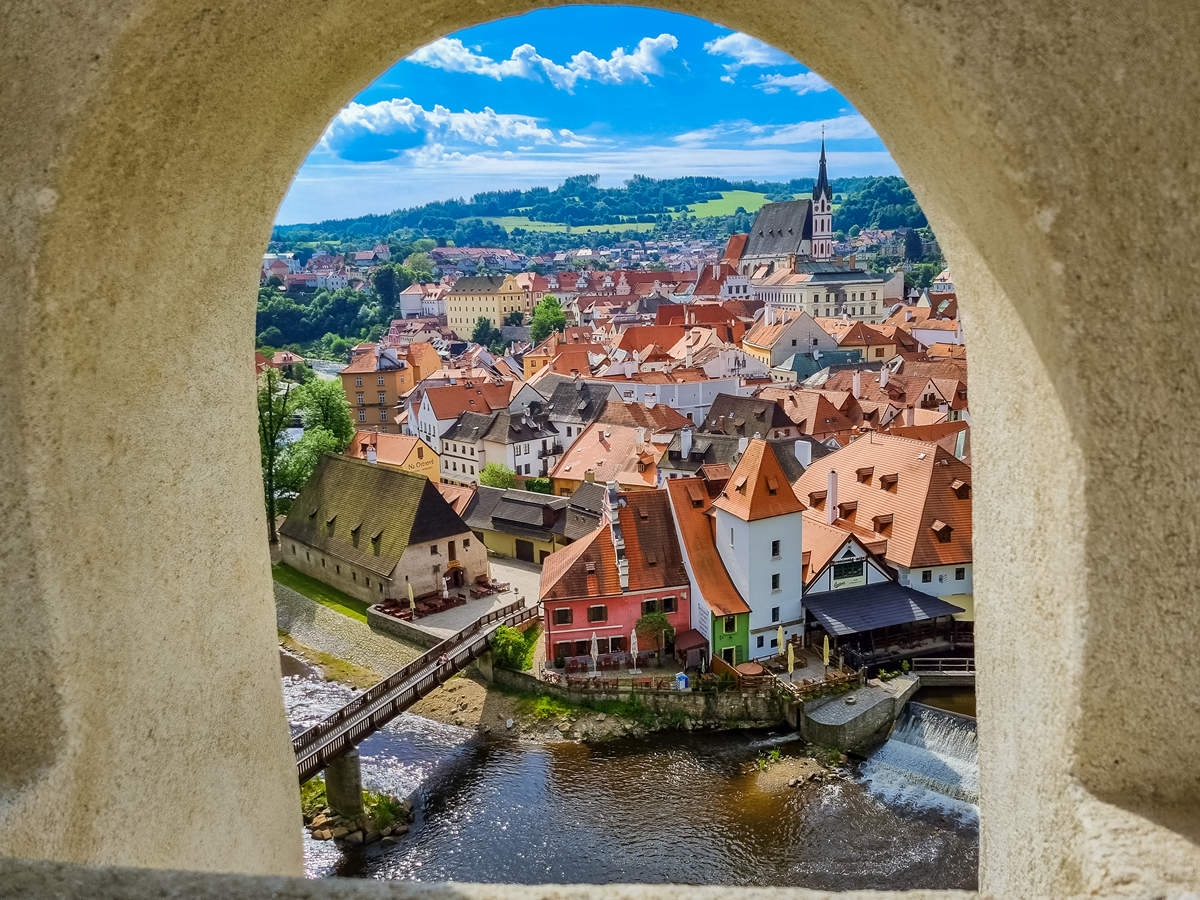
[766,476,779,495]
[931,519,954,542]
[808,489,827,507]
[951,478,971,499]
[585,560,596,574]
[307,507,318,519]
[646,551,658,566]
[837,500,858,517]
[856,466,874,483]
[873,513,894,533]
[733,474,748,493]
[639,509,649,521]
[879,473,899,491]
[325,514,336,526]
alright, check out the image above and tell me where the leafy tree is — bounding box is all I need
[404,251,434,281]
[904,262,941,292]
[848,224,861,238]
[904,229,924,262]
[490,624,530,670]
[529,295,566,344]
[294,378,355,448]
[257,325,283,348]
[523,477,552,494]
[635,610,675,656]
[266,275,283,287]
[257,367,297,544]
[479,462,516,489]
[276,427,342,502]
[503,310,525,326]
[471,316,502,348]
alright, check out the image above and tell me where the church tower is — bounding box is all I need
[811,136,834,261]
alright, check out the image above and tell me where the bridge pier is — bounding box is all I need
[323,750,364,819]
[475,650,495,683]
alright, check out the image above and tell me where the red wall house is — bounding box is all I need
[540,489,690,665]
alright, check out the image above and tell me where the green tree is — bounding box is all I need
[523,477,552,494]
[257,367,297,544]
[635,610,675,657]
[277,428,342,502]
[904,229,924,262]
[479,462,516,489]
[529,295,566,344]
[848,224,861,238]
[503,309,525,326]
[490,624,529,670]
[257,325,283,348]
[294,378,355,448]
[405,251,434,281]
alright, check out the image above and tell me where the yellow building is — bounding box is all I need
[344,431,439,483]
[445,274,526,338]
[338,344,414,434]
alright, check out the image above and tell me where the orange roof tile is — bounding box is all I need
[550,421,668,489]
[344,431,427,468]
[711,439,806,522]
[424,381,513,420]
[666,478,749,616]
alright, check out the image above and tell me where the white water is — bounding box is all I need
[858,702,979,823]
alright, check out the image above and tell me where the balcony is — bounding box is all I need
[537,442,564,459]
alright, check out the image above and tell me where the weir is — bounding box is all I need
[858,702,979,816]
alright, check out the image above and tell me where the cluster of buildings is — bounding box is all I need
[277,149,970,673]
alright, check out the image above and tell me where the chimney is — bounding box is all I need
[880,367,889,389]
[905,404,915,427]
[737,436,748,456]
[624,360,635,379]
[366,445,377,464]
[905,309,914,322]
[787,253,797,273]
[636,426,647,446]
[793,438,812,468]
[852,370,862,399]
[646,393,657,409]
[685,343,694,368]
[680,426,693,459]
[826,468,838,525]
[585,469,596,483]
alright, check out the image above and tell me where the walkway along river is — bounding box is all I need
[283,659,978,889]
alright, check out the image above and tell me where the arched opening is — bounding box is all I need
[5,1,1199,896]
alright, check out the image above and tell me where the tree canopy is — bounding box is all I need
[257,367,297,544]
[293,378,355,448]
[529,295,566,344]
[479,462,516,489]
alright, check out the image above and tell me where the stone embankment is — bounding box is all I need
[304,801,412,849]
[275,583,422,672]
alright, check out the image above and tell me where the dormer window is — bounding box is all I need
[873,513,894,533]
[808,489,827,507]
[931,519,953,542]
[879,473,899,491]
[585,560,596,575]
[856,466,874,483]
[837,501,858,519]
[951,478,971,499]
[766,476,779,496]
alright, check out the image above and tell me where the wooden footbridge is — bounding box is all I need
[293,597,536,783]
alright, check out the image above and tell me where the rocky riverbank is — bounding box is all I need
[301,777,412,849]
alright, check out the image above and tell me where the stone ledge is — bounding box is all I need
[0,857,971,899]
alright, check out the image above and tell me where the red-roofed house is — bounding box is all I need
[540,488,690,668]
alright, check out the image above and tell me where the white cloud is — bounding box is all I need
[755,71,832,95]
[671,114,877,148]
[703,31,794,81]
[406,34,679,92]
[320,98,590,156]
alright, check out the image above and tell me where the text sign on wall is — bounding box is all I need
[831,559,866,590]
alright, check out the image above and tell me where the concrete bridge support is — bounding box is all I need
[323,750,364,820]
[475,651,495,684]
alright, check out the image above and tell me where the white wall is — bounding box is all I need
[897,562,973,598]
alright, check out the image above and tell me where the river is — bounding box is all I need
[284,663,978,889]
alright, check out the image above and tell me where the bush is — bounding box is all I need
[492,623,540,671]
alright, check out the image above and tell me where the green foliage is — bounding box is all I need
[905,262,941,292]
[370,262,415,307]
[492,624,541,671]
[255,284,393,350]
[479,462,516,489]
[904,229,924,262]
[276,428,342,504]
[530,295,566,344]
[755,748,783,771]
[635,610,675,653]
[257,325,283,347]
[300,776,328,817]
[523,477,552,494]
[404,251,434,281]
[258,367,297,543]
[294,379,355,448]
[900,659,911,672]
[471,316,503,351]
[503,309,525,326]
[363,789,407,830]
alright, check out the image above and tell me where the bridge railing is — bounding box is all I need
[909,657,976,675]
[292,597,526,756]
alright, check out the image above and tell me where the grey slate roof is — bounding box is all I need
[660,432,827,481]
[803,583,965,636]
[464,482,604,543]
[544,380,620,425]
[447,275,508,294]
[743,200,813,259]
[441,409,557,445]
[701,394,795,437]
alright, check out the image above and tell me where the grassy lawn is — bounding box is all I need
[473,215,656,233]
[683,190,772,217]
[273,563,370,623]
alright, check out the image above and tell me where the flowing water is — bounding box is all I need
[284,665,978,889]
[858,702,979,821]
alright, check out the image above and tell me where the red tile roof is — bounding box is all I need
[666,478,750,616]
[424,381,513,420]
[711,439,806,522]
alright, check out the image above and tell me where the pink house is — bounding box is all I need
[539,488,690,666]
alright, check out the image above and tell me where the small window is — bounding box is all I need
[335,564,340,574]
[771,606,780,622]
[365,577,370,588]
[662,596,677,613]
[378,375,385,385]
[955,567,966,580]
[553,608,573,625]
[351,571,356,582]
[464,539,470,549]
[723,616,737,634]
[771,573,780,591]
[355,377,363,387]
[922,570,933,583]
[756,635,764,649]
[305,550,310,561]
[430,545,438,555]
[771,539,781,558]
[587,605,607,623]
[642,599,658,616]
[770,637,778,649]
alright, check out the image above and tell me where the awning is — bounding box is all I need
[804,583,965,636]
[673,628,708,652]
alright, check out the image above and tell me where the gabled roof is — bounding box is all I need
[434,482,476,517]
[615,325,690,354]
[665,478,749,616]
[701,394,794,437]
[791,432,973,568]
[545,380,620,424]
[549,421,668,489]
[597,398,690,431]
[742,310,807,349]
[344,431,425,467]
[743,200,813,258]
[279,455,467,578]
[711,439,806,522]
[423,381,513,420]
[446,275,509,294]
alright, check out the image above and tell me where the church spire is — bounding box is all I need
[813,130,832,202]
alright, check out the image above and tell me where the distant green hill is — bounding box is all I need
[271,174,927,254]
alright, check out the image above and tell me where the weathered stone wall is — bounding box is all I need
[490,667,786,726]
[3,0,1200,892]
[366,606,444,650]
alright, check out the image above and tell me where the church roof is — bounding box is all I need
[813,138,833,201]
[743,200,813,260]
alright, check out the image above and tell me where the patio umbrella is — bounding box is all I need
[822,634,830,667]
[777,625,784,655]
[787,642,795,675]
[407,582,416,615]
[629,628,640,674]
[590,631,599,675]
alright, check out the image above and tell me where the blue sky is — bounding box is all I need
[276,6,898,224]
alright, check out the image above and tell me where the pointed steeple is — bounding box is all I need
[813,131,832,202]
